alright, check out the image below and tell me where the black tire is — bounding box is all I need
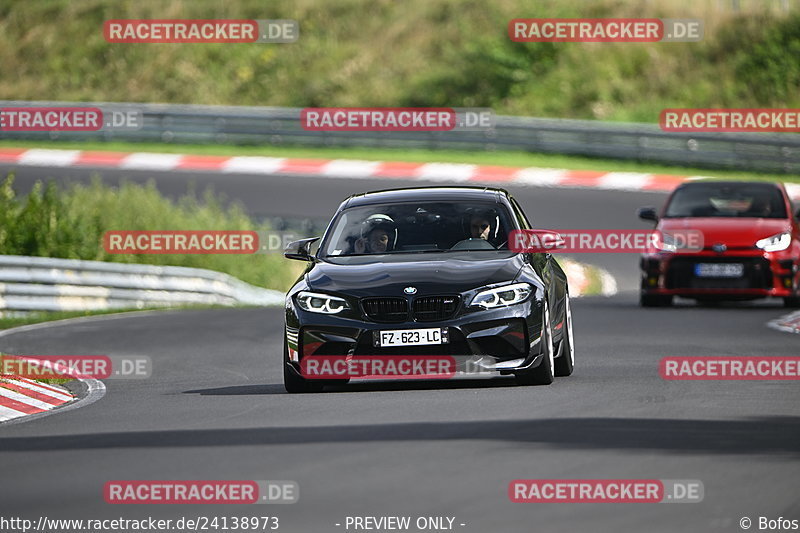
[283,340,323,393]
[515,299,555,386]
[784,296,800,308]
[640,293,673,307]
[554,293,574,377]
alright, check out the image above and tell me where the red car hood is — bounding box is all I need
[658,217,790,248]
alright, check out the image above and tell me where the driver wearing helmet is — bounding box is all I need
[470,214,493,240]
[466,209,500,242]
[354,214,397,253]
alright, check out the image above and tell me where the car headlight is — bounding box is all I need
[755,232,791,252]
[470,283,533,309]
[295,291,349,314]
[654,233,678,253]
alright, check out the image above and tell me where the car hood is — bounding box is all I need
[307,254,525,297]
[658,217,791,248]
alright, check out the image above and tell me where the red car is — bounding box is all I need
[638,181,800,308]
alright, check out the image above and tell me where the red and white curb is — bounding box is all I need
[768,310,800,334]
[0,375,74,422]
[2,148,798,199]
[0,320,108,425]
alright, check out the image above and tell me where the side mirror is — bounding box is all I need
[637,207,658,222]
[284,237,319,261]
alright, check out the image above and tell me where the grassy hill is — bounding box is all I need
[0,0,798,122]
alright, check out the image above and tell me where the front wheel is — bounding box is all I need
[640,293,673,307]
[554,293,574,377]
[515,299,555,386]
[784,296,800,308]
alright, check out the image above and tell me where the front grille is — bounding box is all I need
[361,295,461,322]
[362,297,408,323]
[412,295,460,322]
[666,257,772,290]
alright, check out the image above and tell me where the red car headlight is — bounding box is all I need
[755,232,791,252]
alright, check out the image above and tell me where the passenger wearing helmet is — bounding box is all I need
[353,214,397,253]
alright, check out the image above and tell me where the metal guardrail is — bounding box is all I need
[1,101,798,174]
[0,255,284,313]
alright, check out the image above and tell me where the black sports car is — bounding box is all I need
[282,186,574,392]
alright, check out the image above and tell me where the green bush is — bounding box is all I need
[726,13,800,104]
[0,174,302,291]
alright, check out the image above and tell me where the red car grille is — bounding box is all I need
[666,257,773,289]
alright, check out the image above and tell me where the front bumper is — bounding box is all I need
[285,299,545,377]
[640,250,799,298]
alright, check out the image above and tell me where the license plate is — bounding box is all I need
[374,328,449,347]
[694,263,744,278]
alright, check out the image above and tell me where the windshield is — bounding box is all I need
[664,183,787,219]
[320,201,515,257]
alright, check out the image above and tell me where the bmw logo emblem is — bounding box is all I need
[712,243,727,253]
[404,286,417,295]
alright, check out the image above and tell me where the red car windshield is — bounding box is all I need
[663,183,787,219]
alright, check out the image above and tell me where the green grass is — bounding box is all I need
[2,139,796,183]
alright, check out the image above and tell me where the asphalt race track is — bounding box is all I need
[0,163,798,533]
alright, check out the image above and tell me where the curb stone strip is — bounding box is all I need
[0,322,109,424]
[0,380,74,420]
[1,148,799,200]
[767,310,800,334]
